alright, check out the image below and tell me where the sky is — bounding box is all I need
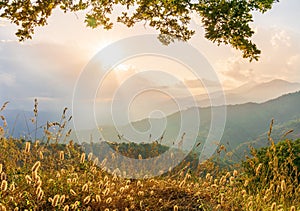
[0,0,300,127]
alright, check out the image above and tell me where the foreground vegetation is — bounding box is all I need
[0,134,299,210]
[0,102,299,210]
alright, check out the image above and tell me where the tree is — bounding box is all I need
[0,0,279,61]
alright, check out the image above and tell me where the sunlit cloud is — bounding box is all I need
[270,29,291,48]
[0,72,16,86]
[216,26,300,87]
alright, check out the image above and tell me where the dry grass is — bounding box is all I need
[0,102,299,210]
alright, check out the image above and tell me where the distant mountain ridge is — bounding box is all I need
[72,90,300,162]
[2,85,300,163]
[177,79,300,108]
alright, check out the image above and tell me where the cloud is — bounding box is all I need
[0,41,87,111]
[217,27,300,86]
[216,56,255,86]
[0,72,16,86]
[270,29,291,48]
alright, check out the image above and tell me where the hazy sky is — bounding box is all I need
[0,0,300,117]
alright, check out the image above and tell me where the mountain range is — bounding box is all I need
[1,79,300,161]
[165,79,300,108]
[72,90,300,161]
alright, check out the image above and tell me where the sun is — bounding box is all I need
[114,64,131,72]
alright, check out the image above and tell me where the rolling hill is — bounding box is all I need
[73,90,300,162]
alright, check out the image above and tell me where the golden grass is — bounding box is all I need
[0,101,299,210]
[0,135,299,210]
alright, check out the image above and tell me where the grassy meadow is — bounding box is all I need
[0,102,299,211]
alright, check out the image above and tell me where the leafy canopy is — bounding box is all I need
[0,0,279,61]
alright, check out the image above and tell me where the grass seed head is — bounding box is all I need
[88,152,93,161]
[233,170,238,177]
[52,195,60,207]
[280,180,286,192]
[0,203,7,211]
[25,142,31,153]
[59,151,64,161]
[1,180,7,192]
[1,172,6,181]
[37,190,44,201]
[39,151,44,159]
[82,183,89,192]
[25,175,32,184]
[0,127,4,137]
[63,205,69,211]
[31,161,41,172]
[96,194,101,203]
[106,197,112,204]
[256,163,263,175]
[271,202,276,211]
[84,195,91,204]
[70,189,76,196]
[60,194,66,204]
[80,153,86,164]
